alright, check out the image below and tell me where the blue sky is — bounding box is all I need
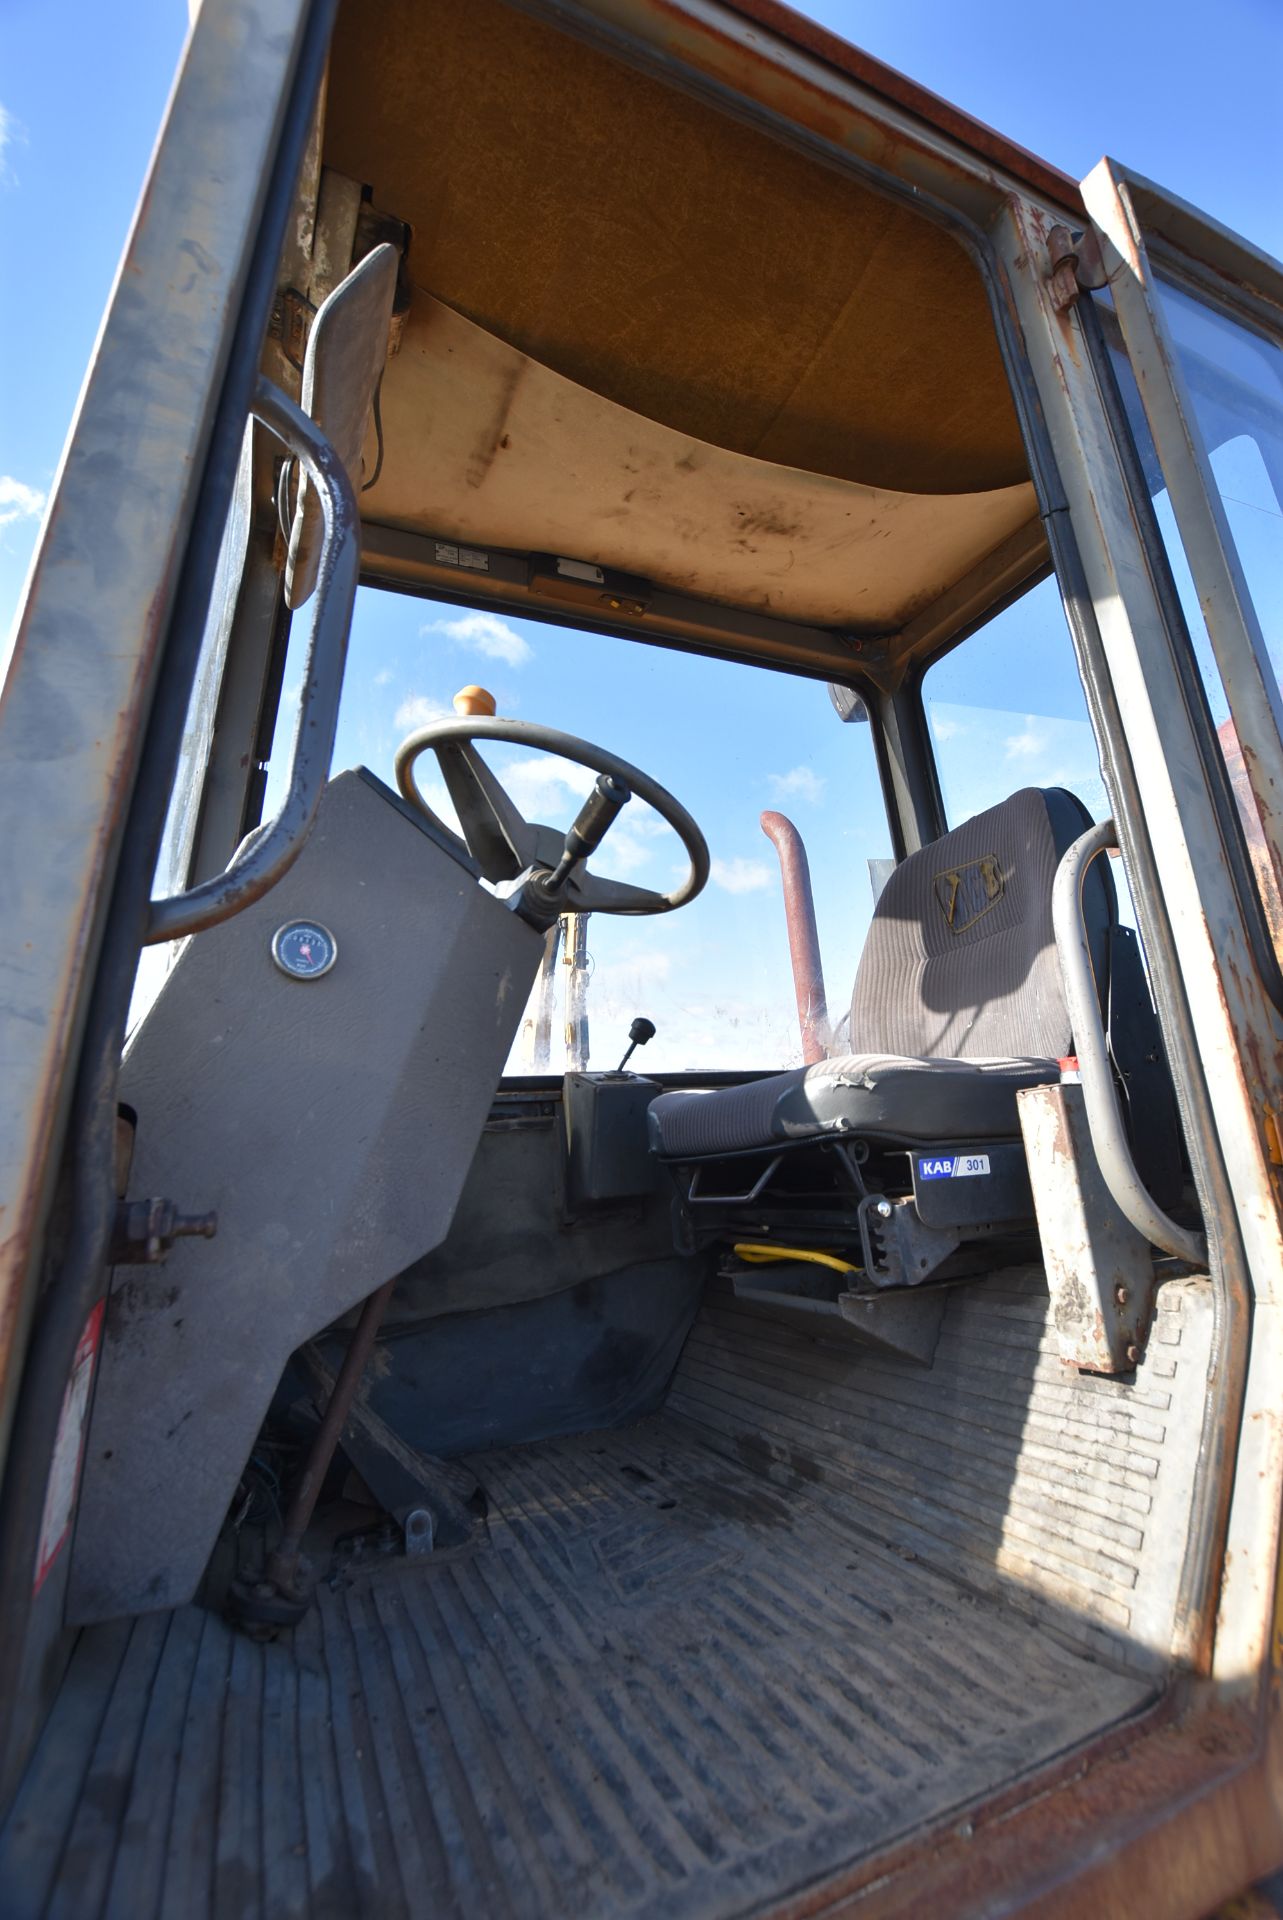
[4,1,1281,1068]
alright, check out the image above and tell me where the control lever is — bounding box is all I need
[544,773,632,893]
[617,1016,656,1072]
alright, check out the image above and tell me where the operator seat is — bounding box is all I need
[646,788,1165,1290]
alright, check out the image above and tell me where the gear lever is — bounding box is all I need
[617,1016,656,1072]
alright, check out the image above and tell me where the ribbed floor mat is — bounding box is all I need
[3,1409,1152,1920]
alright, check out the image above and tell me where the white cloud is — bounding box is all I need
[0,106,22,188]
[603,826,659,876]
[767,765,825,805]
[503,753,596,814]
[394,692,450,732]
[0,475,46,531]
[627,810,674,839]
[711,856,773,895]
[425,609,532,667]
[932,716,963,742]
[1005,717,1048,759]
[374,668,394,687]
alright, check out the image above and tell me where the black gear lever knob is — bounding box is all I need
[617,1016,656,1072]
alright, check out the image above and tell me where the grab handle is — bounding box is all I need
[1052,819,1206,1265]
[145,375,359,944]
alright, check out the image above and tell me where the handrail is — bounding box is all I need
[145,375,360,943]
[1052,819,1207,1266]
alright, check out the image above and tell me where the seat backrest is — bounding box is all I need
[850,787,1113,1061]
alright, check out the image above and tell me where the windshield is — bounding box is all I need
[265,589,891,1073]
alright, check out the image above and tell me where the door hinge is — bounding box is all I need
[1047,224,1108,313]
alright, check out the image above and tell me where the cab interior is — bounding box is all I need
[0,3,1218,1916]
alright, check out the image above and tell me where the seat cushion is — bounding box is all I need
[647,1053,1059,1159]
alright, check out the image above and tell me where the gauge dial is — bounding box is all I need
[271,919,337,980]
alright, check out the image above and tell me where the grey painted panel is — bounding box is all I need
[70,771,541,1621]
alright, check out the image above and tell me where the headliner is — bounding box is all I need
[323,0,1045,637]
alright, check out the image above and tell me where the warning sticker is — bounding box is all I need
[33,1299,105,1594]
[917,1153,991,1181]
[434,541,490,572]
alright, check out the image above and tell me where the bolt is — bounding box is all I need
[1126,1343,1141,1366]
[875,1199,893,1220]
[1115,1285,1128,1306]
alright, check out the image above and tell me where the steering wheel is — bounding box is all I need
[394,715,710,917]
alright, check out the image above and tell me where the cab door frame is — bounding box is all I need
[3,0,1283,1904]
[0,0,336,1801]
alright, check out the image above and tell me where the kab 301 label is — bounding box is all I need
[917,1153,991,1181]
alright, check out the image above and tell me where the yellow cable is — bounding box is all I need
[733,1242,860,1275]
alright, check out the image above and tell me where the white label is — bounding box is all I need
[434,541,490,572]
[917,1152,991,1181]
[34,1300,105,1593]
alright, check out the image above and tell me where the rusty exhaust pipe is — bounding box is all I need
[760,811,830,1065]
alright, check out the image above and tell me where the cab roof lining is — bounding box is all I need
[324,0,1045,642]
[361,294,1037,633]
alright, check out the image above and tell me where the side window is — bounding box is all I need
[1099,287,1283,952]
[922,574,1112,830]
[265,587,891,1071]
[1152,279,1283,690]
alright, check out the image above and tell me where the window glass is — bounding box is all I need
[265,588,890,1071]
[922,574,1112,831]
[922,578,1137,935]
[1156,276,1283,674]
[1101,285,1283,949]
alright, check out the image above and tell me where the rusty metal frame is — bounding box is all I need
[978,187,1283,1910]
[0,0,331,1480]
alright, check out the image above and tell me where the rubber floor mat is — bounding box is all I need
[2,1410,1152,1919]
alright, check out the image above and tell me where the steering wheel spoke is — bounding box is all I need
[562,872,669,915]
[436,741,537,882]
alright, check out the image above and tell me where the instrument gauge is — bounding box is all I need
[271,919,337,980]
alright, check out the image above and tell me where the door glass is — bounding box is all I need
[264,587,891,1072]
[1155,277,1283,675]
[923,576,1110,824]
[1100,292,1283,951]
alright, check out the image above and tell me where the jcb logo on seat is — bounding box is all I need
[933,854,1004,933]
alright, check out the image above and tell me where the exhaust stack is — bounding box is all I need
[760,810,831,1065]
